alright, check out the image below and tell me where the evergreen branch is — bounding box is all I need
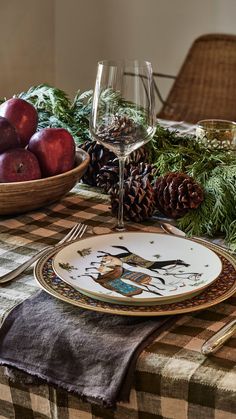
[152,125,236,187]
[17,84,73,123]
[226,220,236,250]
[177,191,216,237]
[206,175,234,233]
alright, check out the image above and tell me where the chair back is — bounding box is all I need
[158,34,236,123]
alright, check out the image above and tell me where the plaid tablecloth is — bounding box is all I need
[0,183,235,419]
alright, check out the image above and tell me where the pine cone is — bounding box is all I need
[110,174,155,222]
[97,115,145,146]
[80,141,115,186]
[129,162,158,182]
[97,159,158,194]
[153,172,204,219]
[129,145,150,164]
[97,159,121,194]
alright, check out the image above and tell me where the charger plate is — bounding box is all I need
[34,239,236,316]
[52,232,222,305]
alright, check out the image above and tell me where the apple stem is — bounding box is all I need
[16,163,24,173]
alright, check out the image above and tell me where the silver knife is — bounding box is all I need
[159,221,236,355]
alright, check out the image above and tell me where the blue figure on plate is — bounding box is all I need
[83,254,165,297]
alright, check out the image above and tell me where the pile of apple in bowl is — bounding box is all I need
[0,98,90,215]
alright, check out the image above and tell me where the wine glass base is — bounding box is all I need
[115,225,126,232]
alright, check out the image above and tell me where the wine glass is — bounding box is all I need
[90,60,156,230]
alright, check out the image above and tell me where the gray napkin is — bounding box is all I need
[0,291,171,407]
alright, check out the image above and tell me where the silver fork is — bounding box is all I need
[0,223,87,284]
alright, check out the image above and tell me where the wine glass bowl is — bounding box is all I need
[90,60,156,230]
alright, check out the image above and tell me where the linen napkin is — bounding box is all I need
[0,291,172,407]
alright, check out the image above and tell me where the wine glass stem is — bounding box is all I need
[117,156,126,231]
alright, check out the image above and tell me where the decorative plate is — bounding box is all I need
[34,240,236,316]
[52,232,222,304]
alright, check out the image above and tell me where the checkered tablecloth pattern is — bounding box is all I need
[0,184,235,419]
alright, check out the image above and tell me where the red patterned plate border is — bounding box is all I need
[34,239,236,316]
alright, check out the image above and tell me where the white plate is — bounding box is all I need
[52,232,222,304]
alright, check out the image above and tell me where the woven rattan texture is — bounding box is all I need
[158,34,236,123]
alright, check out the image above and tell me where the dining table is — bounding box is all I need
[0,120,235,419]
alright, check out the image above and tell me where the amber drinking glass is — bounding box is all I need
[196,119,236,150]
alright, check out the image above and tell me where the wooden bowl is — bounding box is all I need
[0,148,90,216]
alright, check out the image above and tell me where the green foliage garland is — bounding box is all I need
[151,126,236,249]
[2,84,236,248]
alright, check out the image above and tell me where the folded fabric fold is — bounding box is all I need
[0,291,172,407]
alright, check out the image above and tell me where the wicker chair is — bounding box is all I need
[157,34,236,123]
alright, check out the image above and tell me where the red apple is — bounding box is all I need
[0,98,38,148]
[0,116,20,153]
[28,128,76,177]
[0,148,41,182]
